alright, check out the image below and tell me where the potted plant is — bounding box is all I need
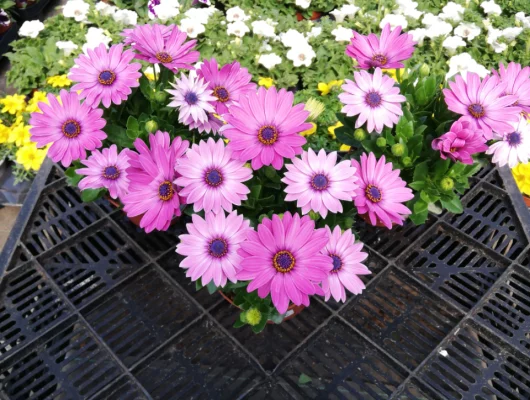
[15,0,53,23]
[0,6,17,58]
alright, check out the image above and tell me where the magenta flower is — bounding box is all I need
[221,87,311,170]
[69,44,142,108]
[345,23,415,69]
[443,72,522,140]
[175,138,252,213]
[197,58,256,115]
[177,211,251,287]
[282,148,358,218]
[321,226,371,303]
[184,112,224,134]
[122,131,189,233]
[492,62,530,116]
[76,145,130,199]
[339,68,406,134]
[486,116,530,168]
[126,24,199,72]
[29,90,106,167]
[167,73,216,124]
[237,212,332,314]
[352,153,414,229]
[432,117,488,164]
[122,25,171,46]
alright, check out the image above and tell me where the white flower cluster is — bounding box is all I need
[148,0,179,22]
[19,20,44,38]
[280,29,316,67]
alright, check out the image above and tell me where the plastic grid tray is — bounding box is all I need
[0,159,529,400]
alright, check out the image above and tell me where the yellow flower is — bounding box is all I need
[339,144,351,152]
[513,163,530,196]
[258,77,274,88]
[16,143,47,171]
[304,98,325,121]
[25,91,48,113]
[47,74,72,88]
[0,94,26,115]
[382,68,405,82]
[301,122,317,137]
[8,124,31,147]
[0,123,9,144]
[318,80,344,96]
[328,121,343,139]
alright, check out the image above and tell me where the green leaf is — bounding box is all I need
[414,199,428,214]
[250,185,262,199]
[65,165,83,187]
[206,281,218,295]
[413,161,429,182]
[195,279,203,291]
[396,118,414,140]
[139,75,153,100]
[434,159,451,180]
[335,130,358,147]
[298,374,312,385]
[105,124,134,148]
[126,116,140,132]
[408,181,425,191]
[233,318,246,329]
[81,188,104,202]
[441,197,464,214]
[424,76,437,98]
[251,317,267,333]
[409,209,429,225]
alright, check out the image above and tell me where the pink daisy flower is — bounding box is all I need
[175,138,252,213]
[69,44,142,108]
[321,226,371,303]
[282,148,358,218]
[176,211,251,287]
[122,131,189,233]
[345,23,415,70]
[184,112,224,134]
[127,24,199,72]
[443,72,522,140]
[29,90,106,167]
[432,117,488,165]
[76,145,130,199]
[221,87,311,170]
[237,212,332,314]
[351,153,414,229]
[167,73,216,124]
[486,116,530,168]
[339,68,406,134]
[492,62,530,116]
[197,58,256,115]
[121,25,172,46]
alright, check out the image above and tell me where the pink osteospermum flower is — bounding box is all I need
[321,226,371,303]
[69,43,142,109]
[177,211,251,287]
[175,138,252,213]
[122,132,189,233]
[29,90,106,167]
[282,148,358,218]
[352,153,414,229]
[492,62,530,116]
[184,112,224,134]
[432,117,488,164]
[127,24,199,72]
[167,73,216,124]
[121,25,172,46]
[237,212,332,314]
[197,58,256,115]
[221,87,311,170]
[443,72,522,140]
[345,23,415,70]
[486,116,530,168]
[76,145,130,199]
[339,68,406,134]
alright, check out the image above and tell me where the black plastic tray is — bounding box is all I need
[0,159,529,399]
[14,0,52,22]
[0,22,18,58]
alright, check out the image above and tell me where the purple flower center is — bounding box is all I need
[208,238,228,258]
[311,174,329,191]
[365,91,382,108]
[158,181,174,201]
[507,132,522,146]
[103,165,120,180]
[330,254,342,272]
[273,250,295,273]
[366,184,382,203]
[0,14,9,23]
[185,92,199,105]
[213,86,230,102]
[62,120,81,138]
[205,168,223,187]
[258,125,278,145]
[372,53,388,66]
[156,52,173,63]
[468,103,485,118]
[98,70,116,85]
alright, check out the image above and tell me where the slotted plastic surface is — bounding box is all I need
[0,161,529,399]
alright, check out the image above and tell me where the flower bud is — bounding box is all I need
[145,120,158,133]
[309,211,320,220]
[245,308,262,326]
[402,156,412,166]
[343,217,354,229]
[419,63,430,77]
[354,128,367,141]
[376,137,387,148]
[440,177,455,191]
[391,143,405,157]
[154,91,168,103]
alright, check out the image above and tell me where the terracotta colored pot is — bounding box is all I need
[219,291,304,324]
[359,212,393,228]
[105,196,179,227]
[523,194,530,208]
[296,11,322,21]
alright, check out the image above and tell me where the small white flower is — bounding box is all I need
[184,6,216,24]
[454,22,481,40]
[426,21,453,38]
[501,27,523,41]
[226,6,249,22]
[95,2,117,16]
[149,0,180,22]
[380,13,408,29]
[251,20,276,37]
[486,27,507,53]
[442,35,466,54]
[394,0,423,20]
[287,44,315,67]
[408,28,428,45]
[487,117,530,168]
[56,40,78,56]
[19,20,45,38]
[258,53,282,70]
[280,29,308,48]
[82,27,112,53]
[331,26,354,42]
[422,12,441,27]
[307,26,322,38]
[481,0,501,16]
[180,18,205,38]
[295,0,311,9]
[259,41,272,52]
[113,10,138,25]
[227,21,249,37]
[63,0,90,22]
[515,12,530,29]
[330,4,359,22]
[439,2,465,22]
[446,52,490,80]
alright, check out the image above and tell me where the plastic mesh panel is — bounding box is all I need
[91,376,148,400]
